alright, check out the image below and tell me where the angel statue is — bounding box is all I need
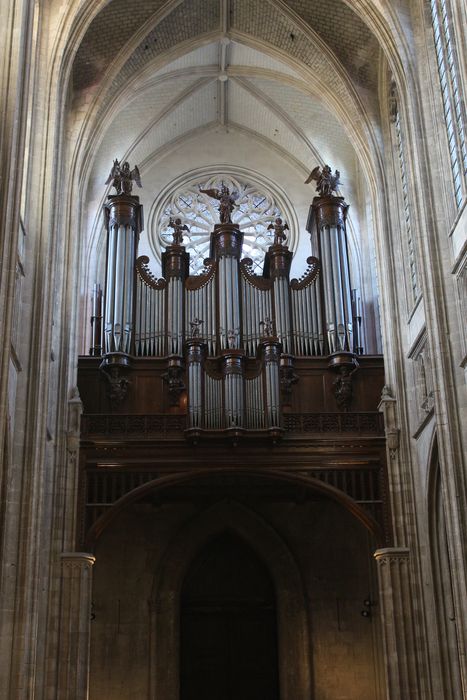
[105,159,142,195]
[199,183,239,224]
[169,217,189,246]
[189,317,203,338]
[260,317,274,337]
[267,217,289,246]
[305,164,341,196]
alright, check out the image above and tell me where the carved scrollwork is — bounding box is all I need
[185,258,217,290]
[136,256,167,289]
[290,256,320,290]
[240,258,272,290]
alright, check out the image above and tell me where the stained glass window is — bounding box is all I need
[158,175,283,274]
[430,0,467,208]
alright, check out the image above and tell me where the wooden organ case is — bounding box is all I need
[77,179,390,550]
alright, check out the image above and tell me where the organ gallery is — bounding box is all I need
[76,165,388,698]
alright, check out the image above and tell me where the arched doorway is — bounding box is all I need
[148,498,313,700]
[180,532,279,700]
[88,473,383,699]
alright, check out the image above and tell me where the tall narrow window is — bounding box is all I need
[430,0,467,208]
[389,82,421,307]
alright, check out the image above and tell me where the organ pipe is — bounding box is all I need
[103,194,142,358]
[98,175,359,434]
[311,194,353,355]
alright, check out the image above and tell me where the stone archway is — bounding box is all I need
[148,500,313,700]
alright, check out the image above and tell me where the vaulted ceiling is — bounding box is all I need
[74,0,384,274]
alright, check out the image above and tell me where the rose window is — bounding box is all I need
[158,176,283,274]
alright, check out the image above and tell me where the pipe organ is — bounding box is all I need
[95,185,360,438]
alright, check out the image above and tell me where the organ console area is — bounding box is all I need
[77,170,388,549]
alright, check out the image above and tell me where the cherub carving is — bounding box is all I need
[105,159,142,195]
[190,318,203,338]
[305,164,341,196]
[169,217,189,245]
[227,328,239,348]
[267,217,289,246]
[199,183,239,224]
[260,317,274,337]
[101,366,130,403]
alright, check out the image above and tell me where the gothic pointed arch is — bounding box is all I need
[148,499,312,699]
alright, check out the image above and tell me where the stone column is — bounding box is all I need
[374,547,424,699]
[58,553,96,700]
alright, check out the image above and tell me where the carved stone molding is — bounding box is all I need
[379,385,399,460]
[61,552,96,571]
[388,80,398,123]
[67,387,83,455]
[374,547,409,566]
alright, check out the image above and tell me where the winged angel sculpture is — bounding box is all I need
[199,183,239,224]
[105,159,142,195]
[267,217,289,246]
[169,217,189,245]
[305,165,341,196]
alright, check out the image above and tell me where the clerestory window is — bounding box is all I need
[430,0,467,208]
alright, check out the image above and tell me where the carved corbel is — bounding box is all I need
[328,352,359,412]
[162,356,185,406]
[280,354,298,400]
[66,387,83,456]
[99,364,131,404]
[379,385,399,459]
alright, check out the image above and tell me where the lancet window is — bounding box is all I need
[430,0,467,208]
[389,82,421,308]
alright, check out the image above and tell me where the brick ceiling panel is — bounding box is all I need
[110,0,220,96]
[128,80,218,167]
[90,76,200,178]
[229,0,363,126]
[73,0,166,90]
[228,80,308,167]
[247,77,356,173]
[229,41,299,78]
[150,43,220,77]
[283,0,380,89]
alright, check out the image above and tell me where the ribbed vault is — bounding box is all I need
[66,0,396,352]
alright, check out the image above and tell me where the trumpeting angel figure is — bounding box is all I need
[199,183,239,224]
[169,217,189,246]
[305,164,341,196]
[267,217,289,246]
[105,159,142,195]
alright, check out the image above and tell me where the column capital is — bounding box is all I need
[374,547,409,564]
[61,552,96,570]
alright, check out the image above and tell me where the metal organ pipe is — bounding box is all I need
[262,340,281,429]
[186,341,204,429]
[310,194,352,355]
[134,255,167,357]
[103,195,142,357]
